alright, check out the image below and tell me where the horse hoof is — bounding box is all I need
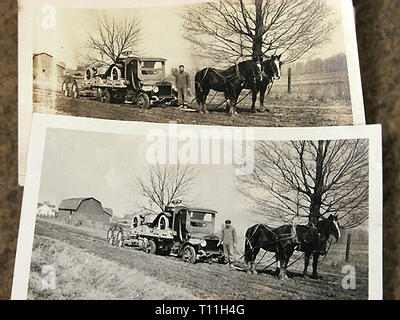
[252,270,258,275]
[204,110,209,114]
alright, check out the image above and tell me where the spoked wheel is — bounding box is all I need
[116,231,124,247]
[62,81,69,97]
[71,83,79,98]
[135,92,150,109]
[182,245,196,264]
[102,90,112,103]
[147,239,157,254]
[106,228,114,245]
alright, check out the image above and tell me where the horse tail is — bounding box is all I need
[194,70,204,105]
[244,225,256,263]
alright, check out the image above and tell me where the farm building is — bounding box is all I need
[33,52,65,90]
[58,197,112,223]
[37,202,56,218]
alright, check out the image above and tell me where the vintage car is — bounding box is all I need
[107,201,223,264]
[62,55,178,109]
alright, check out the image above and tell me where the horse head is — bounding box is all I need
[267,54,282,80]
[319,214,341,244]
[253,56,263,80]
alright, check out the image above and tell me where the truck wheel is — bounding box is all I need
[116,231,124,247]
[62,81,69,97]
[182,245,196,264]
[106,228,114,245]
[71,83,79,98]
[103,90,112,103]
[147,239,157,254]
[135,92,150,109]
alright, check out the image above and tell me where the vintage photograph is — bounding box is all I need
[19,0,366,185]
[27,0,362,126]
[12,115,382,300]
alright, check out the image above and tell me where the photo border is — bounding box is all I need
[18,0,366,186]
[12,113,381,300]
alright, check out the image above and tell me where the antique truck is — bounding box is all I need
[62,55,178,109]
[107,201,224,264]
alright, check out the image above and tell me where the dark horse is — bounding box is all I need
[244,215,340,279]
[194,59,263,115]
[245,54,283,113]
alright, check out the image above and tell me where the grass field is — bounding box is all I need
[29,219,369,300]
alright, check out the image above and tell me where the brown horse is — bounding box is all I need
[194,59,263,115]
[245,54,283,113]
[244,215,340,279]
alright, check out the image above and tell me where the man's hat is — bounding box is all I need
[225,219,231,224]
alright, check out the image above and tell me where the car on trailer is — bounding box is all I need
[107,201,224,264]
[61,55,178,109]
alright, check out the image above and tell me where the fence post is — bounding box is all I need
[287,68,292,93]
[345,233,351,262]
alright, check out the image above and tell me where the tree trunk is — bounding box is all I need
[309,141,325,224]
[252,0,264,60]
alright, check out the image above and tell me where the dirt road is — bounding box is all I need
[33,91,352,128]
[33,220,367,299]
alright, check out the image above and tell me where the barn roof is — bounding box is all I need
[103,208,113,216]
[58,197,100,211]
[33,52,53,58]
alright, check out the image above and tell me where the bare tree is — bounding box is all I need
[183,0,336,64]
[134,164,198,212]
[87,15,142,64]
[239,140,369,229]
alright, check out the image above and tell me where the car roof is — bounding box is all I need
[121,56,167,62]
[165,205,217,214]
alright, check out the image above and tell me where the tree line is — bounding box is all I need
[290,53,348,75]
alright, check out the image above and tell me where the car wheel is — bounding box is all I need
[116,231,124,247]
[106,228,113,244]
[182,245,196,264]
[135,92,150,109]
[71,83,79,98]
[147,239,157,254]
[62,81,69,97]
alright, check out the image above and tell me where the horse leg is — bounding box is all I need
[303,251,311,277]
[311,253,320,279]
[274,255,280,276]
[232,92,240,116]
[249,248,260,274]
[259,82,269,112]
[251,89,257,113]
[202,90,210,113]
[199,90,208,113]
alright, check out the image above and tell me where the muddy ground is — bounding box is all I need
[33,90,353,128]
[31,219,368,300]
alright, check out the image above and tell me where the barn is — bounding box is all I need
[57,197,112,223]
[33,52,65,90]
[37,202,56,218]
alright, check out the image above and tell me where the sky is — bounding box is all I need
[30,0,346,72]
[38,128,267,233]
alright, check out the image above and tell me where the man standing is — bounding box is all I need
[174,65,191,108]
[218,219,237,268]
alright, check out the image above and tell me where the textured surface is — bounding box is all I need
[0,0,399,299]
[353,0,400,299]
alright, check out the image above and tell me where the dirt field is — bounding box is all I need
[33,72,353,127]
[29,219,368,300]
